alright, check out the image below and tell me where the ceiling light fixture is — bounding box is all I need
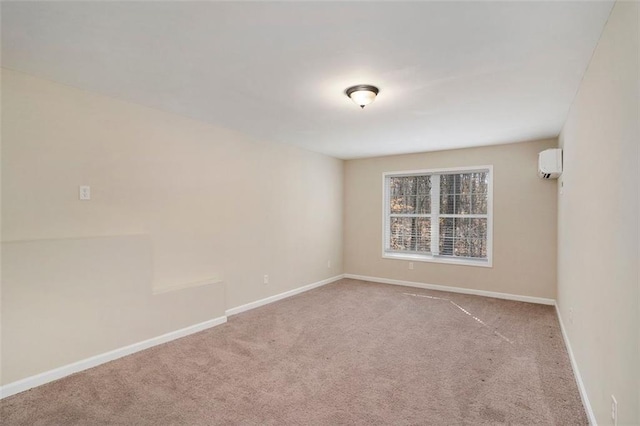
[345,85,379,109]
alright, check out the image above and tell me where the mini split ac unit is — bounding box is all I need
[538,148,562,179]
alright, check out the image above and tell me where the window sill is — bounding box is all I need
[382,252,492,268]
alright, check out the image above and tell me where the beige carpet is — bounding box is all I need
[1,279,586,425]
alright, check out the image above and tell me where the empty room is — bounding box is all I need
[1,1,638,425]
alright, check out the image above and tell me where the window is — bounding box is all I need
[383,166,493,267]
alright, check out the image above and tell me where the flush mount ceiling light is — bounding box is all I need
[345,85,379,109]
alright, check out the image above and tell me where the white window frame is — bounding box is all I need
[382,165,493,268]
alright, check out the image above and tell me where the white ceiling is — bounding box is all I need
[2,1,613,159]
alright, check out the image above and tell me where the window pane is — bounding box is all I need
[415,176,431,195]
[471,194,486,215]
[439,218,455,256]
[471,172,488,214]
[404,195,417,214]
[415,194,429,214]
[439,217,487,258]
[415,174,431,214]
[390,176,430,214]
[441,194,454,214]
[440,172,488,215]
[389,217,431,253]
[440,174,457,214]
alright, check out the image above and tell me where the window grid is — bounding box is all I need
[383,167,492,267]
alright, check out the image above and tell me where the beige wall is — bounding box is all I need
[2,235,228,384]
[1,69,343,385]
[344,139,558,299]
[557,1,639,424]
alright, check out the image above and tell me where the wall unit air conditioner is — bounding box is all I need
[538,148,562,179]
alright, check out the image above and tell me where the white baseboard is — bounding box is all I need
[343,274,556,305]
[555,304,596,425]
[0,315,227,399]
[2,274,344,399]
[0,274,557,400]
[225,274,345,316]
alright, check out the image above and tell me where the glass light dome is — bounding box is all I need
[346,85,379,109]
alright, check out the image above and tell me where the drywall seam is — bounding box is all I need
[152,277,224,295]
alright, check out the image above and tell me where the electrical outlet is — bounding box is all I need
[263,275,269,285]
[327,260,331,268]
[409,262,414,270]
[611,395,617,425]
[79,185,91,200]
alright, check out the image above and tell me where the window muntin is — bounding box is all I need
[383,167,492,267]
